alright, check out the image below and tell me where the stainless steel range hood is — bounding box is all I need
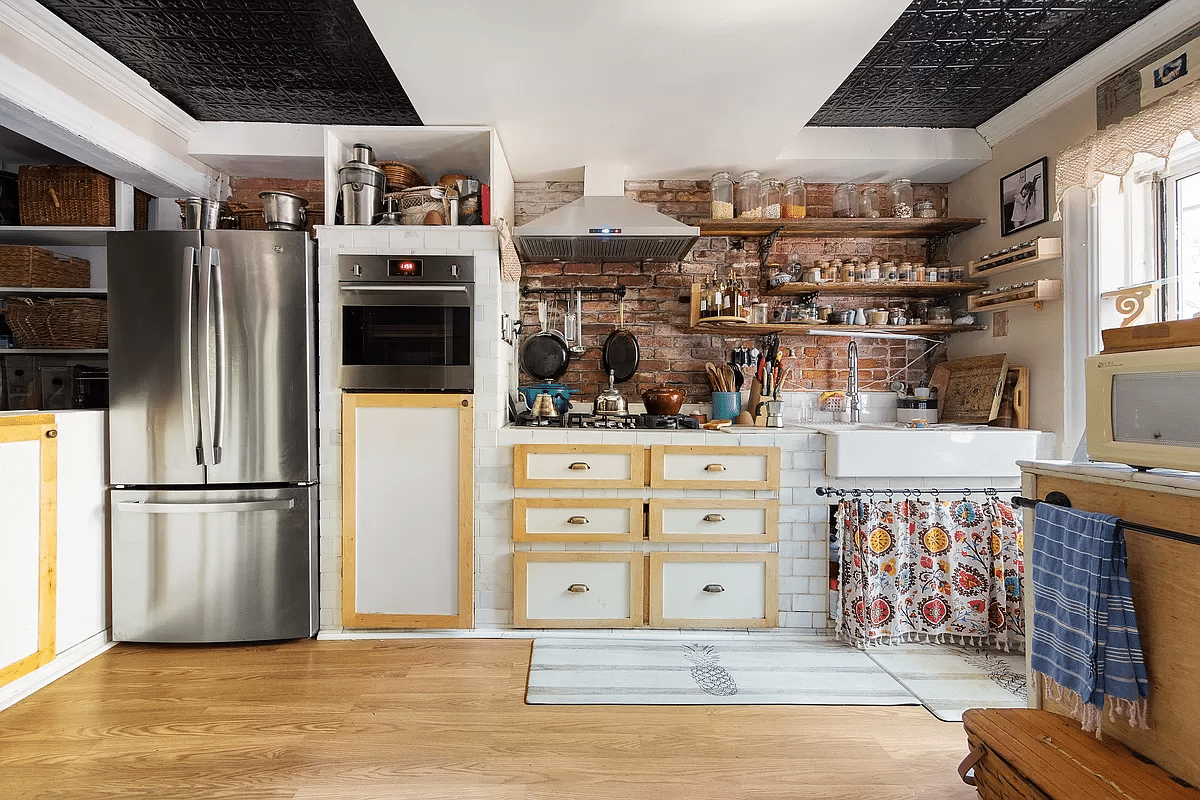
[514,165,699,263]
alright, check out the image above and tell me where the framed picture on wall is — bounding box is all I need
[1000,157,1048,237]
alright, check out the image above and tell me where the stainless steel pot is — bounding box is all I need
[592,370,628,416]
[177,197,232,230]
[258,191,308,230]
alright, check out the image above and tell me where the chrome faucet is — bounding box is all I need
[847,340,864,423]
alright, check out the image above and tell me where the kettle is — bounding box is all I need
[530,391,559,418]
[592,370,628,416]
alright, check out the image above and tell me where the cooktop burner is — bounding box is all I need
[513,410,703,430]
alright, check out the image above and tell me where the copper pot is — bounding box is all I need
[641,386,684,415]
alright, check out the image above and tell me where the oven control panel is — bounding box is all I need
[338,254,474,283]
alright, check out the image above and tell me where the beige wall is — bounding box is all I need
[947,92,1097,454]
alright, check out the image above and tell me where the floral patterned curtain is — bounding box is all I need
[836,495,1024,649]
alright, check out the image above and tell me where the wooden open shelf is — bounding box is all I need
[967,279,1062,312]
[0,226,116,247]
[697,217,984,239]
[766,280,986,298]
[689,321,985,337]
[968,237,1062,277]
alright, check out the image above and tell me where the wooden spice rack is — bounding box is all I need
[966,279,1062,312]
[766,280,986,299]
[967,237,1062,277]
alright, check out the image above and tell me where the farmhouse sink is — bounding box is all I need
[798,423,1046,478]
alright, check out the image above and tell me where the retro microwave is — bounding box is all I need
[1085,345,1200,472]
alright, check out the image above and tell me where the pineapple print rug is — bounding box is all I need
[861,643,1027,722]
[525,637,921,706]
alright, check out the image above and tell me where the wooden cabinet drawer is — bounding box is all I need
[514,553,644,628]
[647,499,778,543]
[514,498,643,543]
[514,444,644,488]
[649,553,777,628]
[648,445,779,490]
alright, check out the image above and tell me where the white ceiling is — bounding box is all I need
[354,0,990,183]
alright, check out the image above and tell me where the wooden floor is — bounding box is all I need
[0,639,978,800]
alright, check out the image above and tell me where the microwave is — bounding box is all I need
[1085,345,1200,471]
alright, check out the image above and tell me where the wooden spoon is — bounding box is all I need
[705,362,721,391]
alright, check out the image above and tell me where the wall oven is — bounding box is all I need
[339,254,474,392]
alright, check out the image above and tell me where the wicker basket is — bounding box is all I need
[374,161,426,192]
[4,296,108,348]
[0,245,90,287]
[398,186,448,225]
[18,165,115,227]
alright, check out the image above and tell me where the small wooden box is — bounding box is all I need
[961,709,1200,800]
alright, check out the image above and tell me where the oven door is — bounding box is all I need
[339,283,474,392]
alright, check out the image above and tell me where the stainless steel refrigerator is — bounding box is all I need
[106,230,319,642]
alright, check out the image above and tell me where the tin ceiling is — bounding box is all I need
[33,0,1174,130]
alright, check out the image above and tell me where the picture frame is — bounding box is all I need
[1000,156,1048,237]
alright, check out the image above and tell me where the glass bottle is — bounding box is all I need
[762,178,782,218]
[888,178,914,218]
[736,170,763,218]
[833,183,859,218]
[860,186,881,218]
[710,171,734,219]
[782,177,807,219]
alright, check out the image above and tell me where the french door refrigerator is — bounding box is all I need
[107,230,319,642]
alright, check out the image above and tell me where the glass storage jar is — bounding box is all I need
[736,170,763,218]
[762,178,782,218]
[860,186,881,218]
[833,182,859,218]
[888,178,913,217]
[915,200,937,218]
[782,177,807,218]
[710,171,734,219]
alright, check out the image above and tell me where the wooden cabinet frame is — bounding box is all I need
[648,499,779,543]
[514,552,645,628]
[513,498,644,543]
[649,444,780,490]
[649,552,778,629]
[513,443,644,488]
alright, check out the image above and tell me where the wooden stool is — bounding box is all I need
[960,708,1199,800]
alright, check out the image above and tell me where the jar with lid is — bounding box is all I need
[926,264,940,282]
[914,263,927,282]
[762,178,782,219]
[710,171,734,219]
[824,262,839,282]
[888,178,913,218]
[897,261,912,281]
[884,260,898,281]
[833,183,859,218]
[736,170,763,218]
[782,178,807,218]
[865,261,880,281]
[837,259,853,282]
[950,264,966,282]
[915,200,937,218]
[853,259,867,281]
[860,186,881,218]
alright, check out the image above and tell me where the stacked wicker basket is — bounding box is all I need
[0,245,106,348]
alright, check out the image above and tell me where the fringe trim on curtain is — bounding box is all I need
[835,629,1025,652]
[1036,672,1150,738]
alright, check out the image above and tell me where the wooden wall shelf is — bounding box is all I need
[968,237,1062,277]
[697,217,984,239]
[967,279,1062,312]
[766,280,986,298]
[689,322,984,337]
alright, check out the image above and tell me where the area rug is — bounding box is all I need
[863,643,1027,722]
[525,637,921,706]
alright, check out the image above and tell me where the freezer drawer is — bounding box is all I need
[111,485,318,643]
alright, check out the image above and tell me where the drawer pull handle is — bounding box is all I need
[567,583,590,593]
[702,513,725,523]
[703,584,725,593]
[567,515,589,525]
[705,463,726,472]
[568,462,591,471]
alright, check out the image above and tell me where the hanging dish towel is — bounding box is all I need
[1030,503,1149,736]
[497,218,522,282]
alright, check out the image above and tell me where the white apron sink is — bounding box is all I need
[799,424,1046,478]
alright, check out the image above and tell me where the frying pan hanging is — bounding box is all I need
[521,297,571,381]
[601,296,639,384]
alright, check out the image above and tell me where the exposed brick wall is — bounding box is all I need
[228,177,324,207]
[517,180,951,403]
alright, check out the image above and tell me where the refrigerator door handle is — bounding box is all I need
[115,499,296,514]
[197,245,217,467]
[181,245,202,465]
[210,246,226,465]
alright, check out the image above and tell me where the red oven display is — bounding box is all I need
[388,258,423,277]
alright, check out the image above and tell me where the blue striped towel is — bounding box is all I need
[1030,503,1149,736]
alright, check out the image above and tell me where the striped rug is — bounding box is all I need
[525,637,921,706]
[862,643,1027,722]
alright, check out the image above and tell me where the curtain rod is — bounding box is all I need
[816,486,1015,500]
[1010,494,1200,547]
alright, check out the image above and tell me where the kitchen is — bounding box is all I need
[2,0,1200,797]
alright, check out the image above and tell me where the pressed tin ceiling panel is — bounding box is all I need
[808,0,1174,128]
[33,0,421,126]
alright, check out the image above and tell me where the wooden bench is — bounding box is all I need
[960,709,1200,800]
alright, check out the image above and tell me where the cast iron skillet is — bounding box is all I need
[521,299,570,381]
[601,297,639,383]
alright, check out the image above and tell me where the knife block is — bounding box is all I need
[748,379,778,426]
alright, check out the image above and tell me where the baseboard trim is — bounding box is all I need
[0,630,114,712]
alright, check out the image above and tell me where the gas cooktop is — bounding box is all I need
[514,412,701,430]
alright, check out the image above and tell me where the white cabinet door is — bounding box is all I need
[650,553,777,629]
[0,415,57,686]
[342,394,473,628]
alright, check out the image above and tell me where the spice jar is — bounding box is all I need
[823,262,839,282]
[915,200,937,218]
[860,186,881,218]
[736,170,763,218]
[762,178,782,219]
[853,259,867,281]
[897,261,912,281]
[950,265,966,282]
[710,171,734,219]
[884,260,898,281]
[865,261,880,281]
[782,177,807,219]
[888,178,913,218]
[914,263,927,282]
[833,183,860,218]
[837,259,854,282]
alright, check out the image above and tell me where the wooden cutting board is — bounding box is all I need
[930,353,1009,424]
[1101,317,1200,353]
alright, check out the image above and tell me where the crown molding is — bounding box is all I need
[978,0,1200,146]
[1,0,199,136]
